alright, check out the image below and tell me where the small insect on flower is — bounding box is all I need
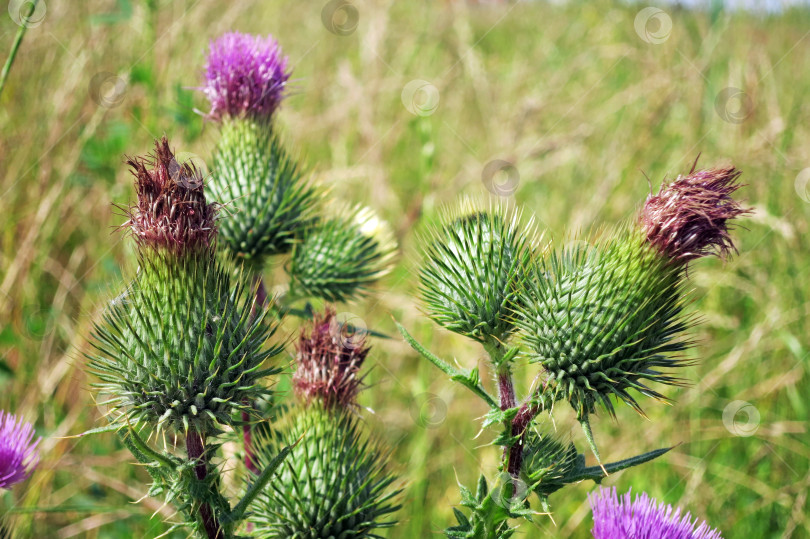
[589,486,723,539]
[0,410,41,489]
[203,32,291,122]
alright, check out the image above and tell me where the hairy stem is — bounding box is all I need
[186,430,223,539]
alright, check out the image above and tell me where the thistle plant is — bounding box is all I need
[87,137,291,539]
[203,32,315,269]
[248,308,401,537]
[198,31,397,482]
[589,486,723,539]
[397,164,749,537]
[0,410,40,490]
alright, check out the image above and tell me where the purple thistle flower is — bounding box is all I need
[589,486,723,539]
[640,164,751,262]
[0,411,41,489]
[203,32,291,121]
[293,307,369,409]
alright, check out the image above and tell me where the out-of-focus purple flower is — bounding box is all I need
[0,411,41,489]
[589,486,723,539]
[203,32,291,121]
[293,307,369,409]
[640,164,751,263]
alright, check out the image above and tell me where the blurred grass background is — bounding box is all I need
[1,0,809,537]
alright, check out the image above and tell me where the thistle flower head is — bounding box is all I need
[203,32,291,121]
[0,411,40,489]
[287,205,397,302]
[589,486,723,539]
[641,165,750,262]
[293,307,370,409]
[419,200,534,346]
[250,407,400,536]
[124,137,216,254]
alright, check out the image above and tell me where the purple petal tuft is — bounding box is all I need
[640,165,751,262]
[0,410,41,489]
[203,32,291,121]
[589,486,723,539]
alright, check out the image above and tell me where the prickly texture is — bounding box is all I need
[249,406,400,538]
[517,232,692,420]
[287,206,396,302]
[89,248,282,434]
[210,118,317,266]
[641,166,750,262]
[0,411,40,489]
[419,204,533,345]
[203,32,290,121]
[589,486,723,539]
[124,136,216,254]
[293,307,369,409]
[520,432,578,503]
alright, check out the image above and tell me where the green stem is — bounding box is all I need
[395,321,498,409]
[186,430,224,539]
[0,0,37,99]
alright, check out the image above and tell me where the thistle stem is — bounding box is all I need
[243,273,269,475]
[186,430,224,539]
[0,0,36,99]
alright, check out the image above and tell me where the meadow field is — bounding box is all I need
[1,0,809,537]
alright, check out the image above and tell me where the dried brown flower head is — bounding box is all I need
[292,307,370,409]
[640,164,751,262]
[124,137,216,253]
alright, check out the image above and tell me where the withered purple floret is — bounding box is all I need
[641,165,751,262]
[124,137,217,253]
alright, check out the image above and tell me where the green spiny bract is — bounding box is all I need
[287,206,396,303]
[89,137,283,435]
[248,406,401,538]
[210,117,317,267]
[519,431,578,508]
[517,232,690,422]
[418,202,533,347]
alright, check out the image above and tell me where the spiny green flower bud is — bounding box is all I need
[292,307,369,409]
[211,118,318,267]
[520,431,578,507]
[418,201,533,346]
[249,407,401,538]
[517,164,748,464]
[89,138,282,434]
[287,205,397,303]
